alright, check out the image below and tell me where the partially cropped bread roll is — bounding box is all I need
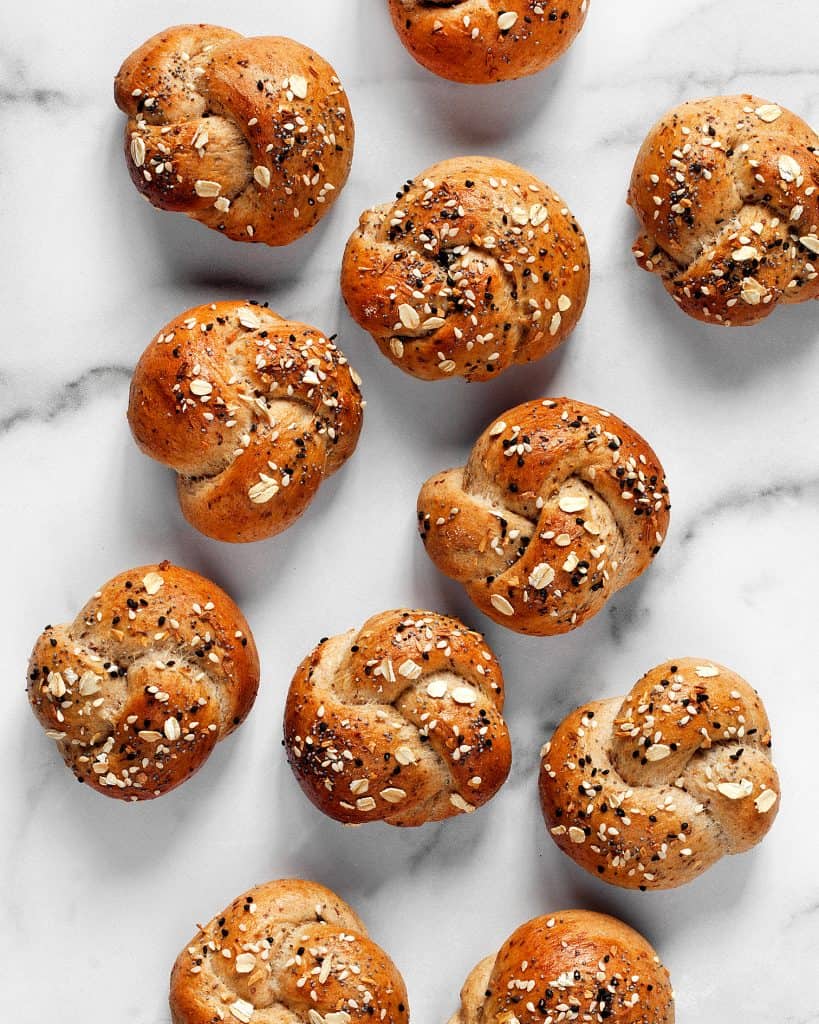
[540,658,781,890]
[629,94,819,325]
[27,562,259,800]
[342,156,589,382]
[449,910,674,1024]
[389,1,590,84]
[170,879,409,1024]
[128,301,364,543]
[284,609,512,826]
[115,25,354,245]
[417,398,671,635]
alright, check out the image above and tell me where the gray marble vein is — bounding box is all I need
[0,365,131,432]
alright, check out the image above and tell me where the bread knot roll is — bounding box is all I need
[115,24,354,245]
[27,562,259,800]
[388,1,590,84]
[540,658,780,890]
[341,156,589,381]
[629,94,819,326]
[417,398,670,635]
[449,909,674,1024]
[170,879,409,1024]
[284,609,512,826]
[128,301,364,543]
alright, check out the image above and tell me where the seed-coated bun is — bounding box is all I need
[115,24,354,245]
[540,658,781,890]
[629,94,819,326]
[389,1,590,84]
[449,909,674,1024]
[128,301,364,543]
[342,156,589,382]
[417,398,670,635]
[170,878,409,1024]
[27,561,259,800]
[284,609,512,826]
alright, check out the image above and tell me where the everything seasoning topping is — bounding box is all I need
[417,398,671,635]
[284,610,511,826]
[27,563,258,801]
[172,881,408,1023]
[115,26,353,246]
[128,301,364,544]
[342,157,589,381]
[391,1,590,86]
[540,658,780,889]
[467,910,674,1023]
[630,93,819,326]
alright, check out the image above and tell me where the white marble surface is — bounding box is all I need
[2,1,819,1021]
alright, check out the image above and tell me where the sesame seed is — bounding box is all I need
[253,165,271,189]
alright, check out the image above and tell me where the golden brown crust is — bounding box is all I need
[128,301,364,543]
[27,562,260,801]
[341,156,589,382]
[629,94,819,326]
[115,24,354,245]
[449,910,674,1024]
[170,878,409,1024]
[284,609,512,826]
[539,658,781,890]
[388,1,590,84]
[417,398,671,635]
